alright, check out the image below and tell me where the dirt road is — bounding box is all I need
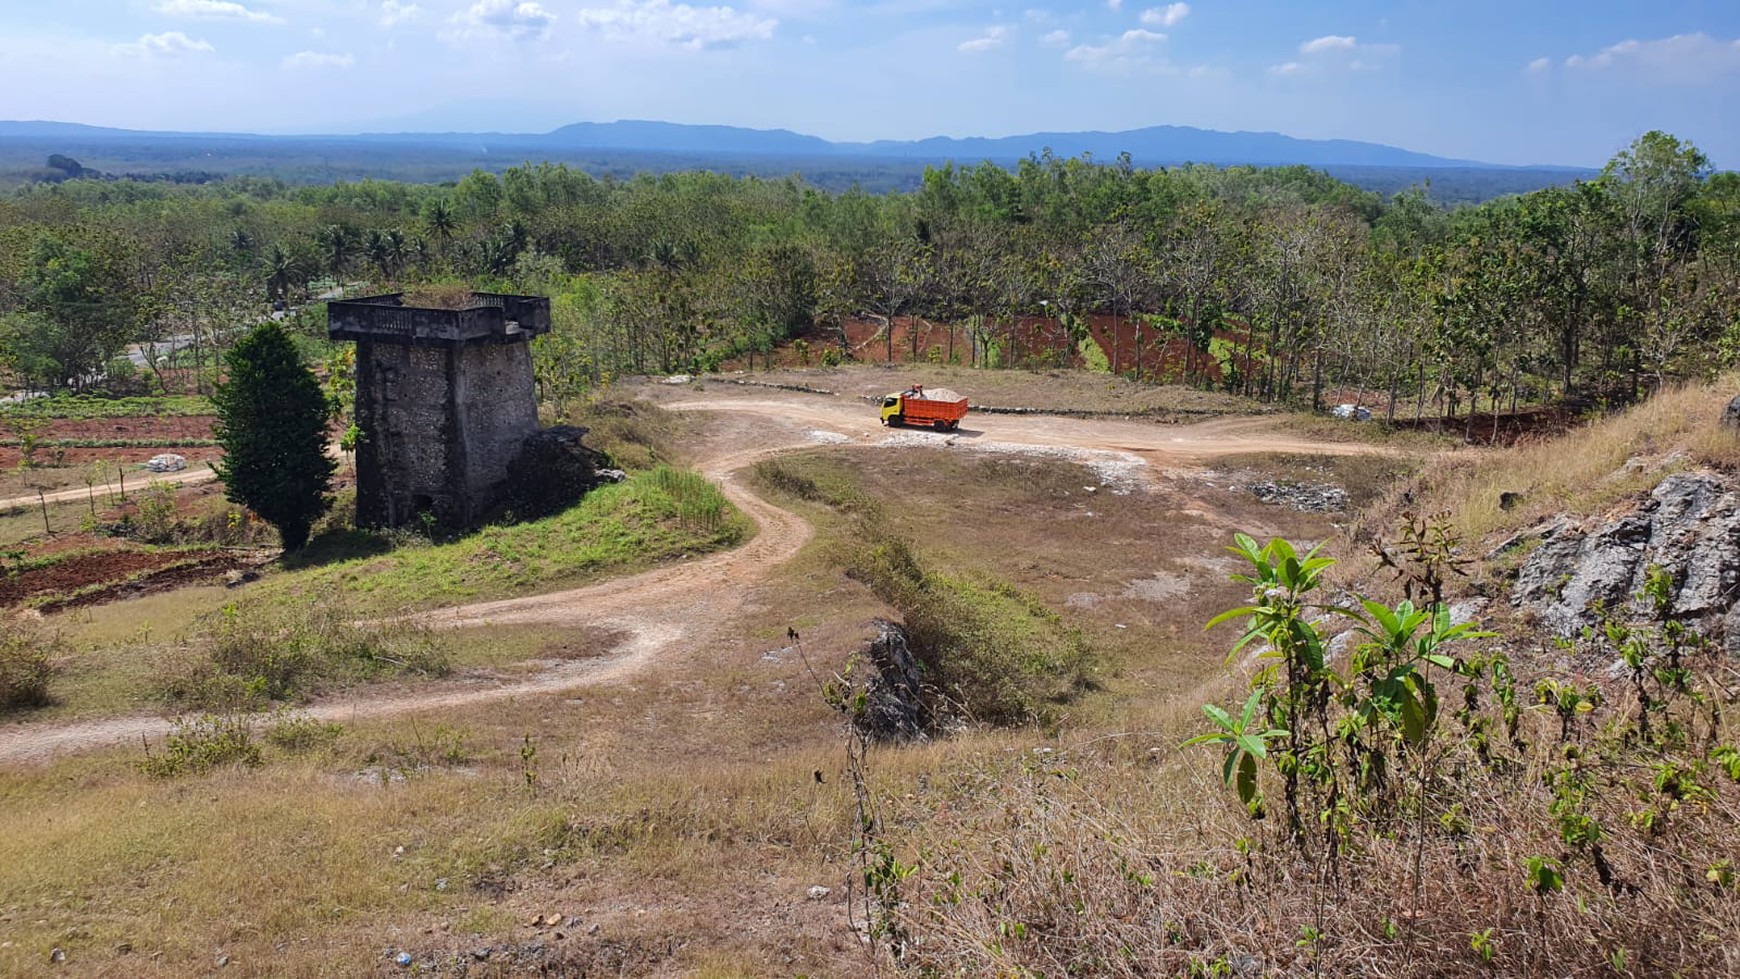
[0,389,1389,765]
[0,465,216,514]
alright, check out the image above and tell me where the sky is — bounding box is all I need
[2,0,1738,168]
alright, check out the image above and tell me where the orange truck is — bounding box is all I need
[879,384,968,431]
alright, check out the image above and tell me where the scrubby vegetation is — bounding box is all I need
[840,528,1093,727]
[155,599,450,709]
[757,454,1093,728]
[0,619,58,710]
[858,526,1740,976]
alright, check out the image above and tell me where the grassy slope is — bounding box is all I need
[1361,379,1740,546]
[270,469,750,614]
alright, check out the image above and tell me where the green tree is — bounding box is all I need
[5,234,140,391]
[212,322,334,550]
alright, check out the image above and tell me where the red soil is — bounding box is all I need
[1,547,250,611]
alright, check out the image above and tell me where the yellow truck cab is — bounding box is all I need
[879,384,969,431]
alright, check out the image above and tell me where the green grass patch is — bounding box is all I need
[273,466,749,612]
[842,527,1094,726]
[563,398,694,470]
[0,395,213,420]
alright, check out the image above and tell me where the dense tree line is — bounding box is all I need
[1,132,1734,418]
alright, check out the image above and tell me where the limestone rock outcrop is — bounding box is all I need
[1510,471,1740,653]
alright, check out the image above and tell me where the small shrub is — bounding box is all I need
[0,622,58,711]
[139,714,263,777]
[263,710,344,752]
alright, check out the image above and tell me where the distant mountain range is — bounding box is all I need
[0,118,1574,172]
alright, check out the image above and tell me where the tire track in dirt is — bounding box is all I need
[0,395,1395,766]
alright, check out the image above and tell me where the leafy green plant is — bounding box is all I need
[1523,855,1564,894]
[1182,690,1287,813]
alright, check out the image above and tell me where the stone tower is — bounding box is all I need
[328,292,551,528]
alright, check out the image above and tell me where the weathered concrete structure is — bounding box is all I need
[328,292,551,528]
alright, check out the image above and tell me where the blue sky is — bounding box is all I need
[2,0,1737,167]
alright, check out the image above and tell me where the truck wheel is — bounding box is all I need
[933,420,948,432]
[890,415,903,427]
[948,420,960,431]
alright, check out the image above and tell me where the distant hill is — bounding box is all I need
[0,118,1597,201]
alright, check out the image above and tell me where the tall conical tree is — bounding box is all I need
[212,322,334,550]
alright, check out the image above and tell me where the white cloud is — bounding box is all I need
[575,0,776,48]
[446,0,556,42]
[154,0,284,24]
[1138,3,1188,28]
[1065,28,1167,73]
[380,0,423,28]
[1272,33,1396,75]
[113,31,216,57]
[282,50,355,69]
[1105,0,1121,10]
[1299,34,1356,55]
[1563,33,1740,82]
[1526,56,1550,72]
[959,25,1010,53]
[1039,28,1069,46]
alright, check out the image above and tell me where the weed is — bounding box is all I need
[263,710,344,753]
[157,599,450,709]
[364,720,472,778]
[139,713,264,777]
[0,620,59,711]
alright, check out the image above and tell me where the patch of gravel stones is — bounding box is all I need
[1248,479,1349,512]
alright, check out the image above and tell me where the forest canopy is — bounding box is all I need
[0,132,1733,418]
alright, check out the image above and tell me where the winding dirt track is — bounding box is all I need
[0,391,1383,766]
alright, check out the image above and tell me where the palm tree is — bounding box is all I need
[424,199,456,255]
[365,229,392,279]
[265,243,304,302]
[385,229,406,275]
[319,225,354,284]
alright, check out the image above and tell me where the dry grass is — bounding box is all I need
[0,412,1390,976]
[1279,411,1462,450]
[1362,379,1740,546]
[874,728,1740,977]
